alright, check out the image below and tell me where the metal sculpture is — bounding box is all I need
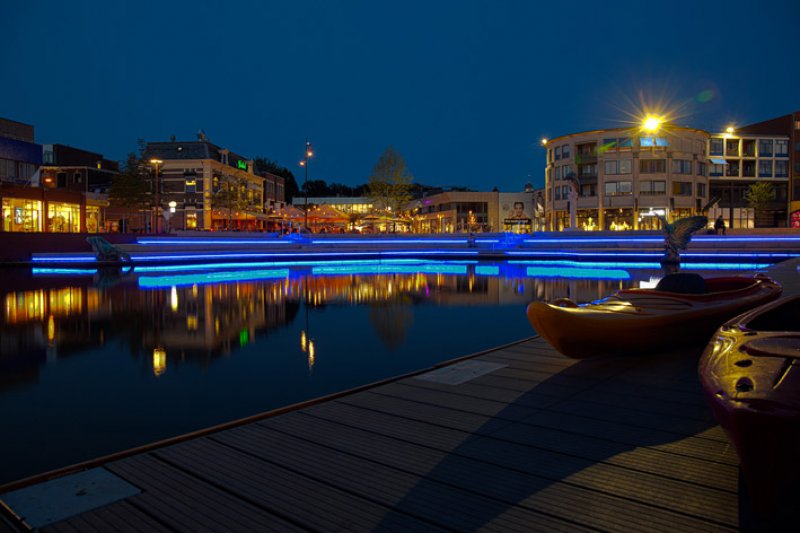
[655,214,707,273]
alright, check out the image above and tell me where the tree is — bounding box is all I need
[254,157,299,202]
[368,147,413,229]
[745,181,775,228]
[213,175,251,229]
[109,151,150,231]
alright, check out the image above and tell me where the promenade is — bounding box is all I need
[1,258,797,531]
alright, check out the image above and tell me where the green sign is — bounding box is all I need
[237,159,247,170]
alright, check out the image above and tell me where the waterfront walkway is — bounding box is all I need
[2,259,798,532]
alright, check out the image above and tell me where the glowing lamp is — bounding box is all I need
[642,116,661,133]
[152,347,166,376]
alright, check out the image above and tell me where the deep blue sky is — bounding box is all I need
[2,1,798,190]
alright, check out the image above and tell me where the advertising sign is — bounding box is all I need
[791,210,800,229]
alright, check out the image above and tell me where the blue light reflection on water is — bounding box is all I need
[3,258,773,484]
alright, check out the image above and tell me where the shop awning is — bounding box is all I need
[709,157,727,165]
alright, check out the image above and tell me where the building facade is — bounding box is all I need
[411,190,537,233]
[706,131,790,228]
[39,144,118,232]
[143,136,282,231]
[736,111,800,228]
[543,126,711,231]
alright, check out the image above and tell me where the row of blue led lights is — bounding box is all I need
[32,258,771,289]
[136,235,800,246]
[31,246,800,264]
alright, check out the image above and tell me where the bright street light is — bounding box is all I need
[642,116,662,133]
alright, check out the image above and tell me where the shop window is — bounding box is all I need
[85,206,101,233]
[2,198,42,232]
[47,202,81,233]
[186,210,197,229]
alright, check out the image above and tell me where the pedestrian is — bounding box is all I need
[714,215,726,235]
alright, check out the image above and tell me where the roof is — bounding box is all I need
[144,141,250,169]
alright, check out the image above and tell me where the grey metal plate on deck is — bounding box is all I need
[413,360,508,385]
[0,467,140,528]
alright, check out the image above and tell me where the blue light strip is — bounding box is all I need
[312,264,468,275]
[138,268,290,288]
[523,236,800,244]
[133,258,432,273]
[31,256,97,263]
[475,265,500,276]
[137,239,290,245]
[310,239,468,244]
[526,266,631,280]
[475,239,501,243]
[506,250,799,259]
[31,268,99,275]
[509,259,769,270]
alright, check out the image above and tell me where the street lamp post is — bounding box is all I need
[299,140,313,231]
[149,159,163,233]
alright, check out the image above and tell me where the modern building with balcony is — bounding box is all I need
[543,125,710,231]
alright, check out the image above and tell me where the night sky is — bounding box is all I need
[2,0,798,191]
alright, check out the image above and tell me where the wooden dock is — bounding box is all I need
[3,336,743,532]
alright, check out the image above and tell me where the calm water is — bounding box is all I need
[0,259,765,483]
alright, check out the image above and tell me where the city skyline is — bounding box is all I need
[2,0,799,190]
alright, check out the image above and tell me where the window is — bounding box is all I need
[726,160,740,177]
[74,172,82,184]
[600,138,617,153]
[775,160,788,177]
[697,162,707,176]
[555,166,562,180]
[619,159,632,174]
[742,139,756,157]
[725,139,739,156]
[580,184,596,197]
[185,178,197,193]
[697,183,706,198]
[554,186,561,200]
[758,139,773,156]
[554,146,561,160]
[579,164,597,178]
[619,137,632,149]
[640,137,668,147]
[640,180,666,195]
[672,182,692,196]
[186,208,197,229]
[561,145,570,158]
[560,165,570,179]
[742,160,756,178]
[711,164,724,176]
[604,160,618,175]
[709,138,724,155]
[671,160,692,174]
[775,140,788,156]
[640,159,666,173]
[605,181,632,195]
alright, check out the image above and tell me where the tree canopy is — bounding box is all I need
[367,146,413,213]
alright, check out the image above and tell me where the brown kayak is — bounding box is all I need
[527,273,782,358]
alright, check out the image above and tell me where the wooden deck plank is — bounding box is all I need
[338,388,733,460]
[41,501,172,533]
[164,435,561,533]
[265,412,737,525]
[370,382,738,492]
[154,437,449,533]
[107,455,304,533]
[244,419,735,532]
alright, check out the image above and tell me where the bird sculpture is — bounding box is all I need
[655,214,708,271]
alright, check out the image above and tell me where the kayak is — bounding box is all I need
[699,295,800,516]
[526,273,782,358]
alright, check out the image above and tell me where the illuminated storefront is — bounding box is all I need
[2,198,42,232]
[47,202,81,233]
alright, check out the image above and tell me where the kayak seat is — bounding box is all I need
[655,273,707,294]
